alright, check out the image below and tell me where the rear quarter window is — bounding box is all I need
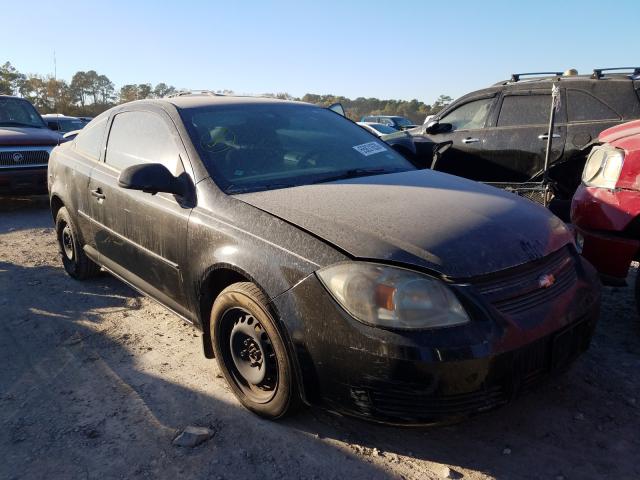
[75,116,108,159]
[567,90,620,122]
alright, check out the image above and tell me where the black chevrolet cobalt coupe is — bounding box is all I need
[48,94,600,424]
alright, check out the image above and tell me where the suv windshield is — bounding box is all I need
[0,97,46,128]
[182,104,415,193]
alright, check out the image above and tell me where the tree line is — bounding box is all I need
[0,61,452,122]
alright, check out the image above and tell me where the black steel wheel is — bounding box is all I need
[210,282,298,418]
[55,207,100,280]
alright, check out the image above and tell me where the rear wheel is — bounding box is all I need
[210,282,297,419]
[55,207,100,280]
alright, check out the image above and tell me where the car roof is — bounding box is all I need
[493,73,637,87]
[155,94,311,110]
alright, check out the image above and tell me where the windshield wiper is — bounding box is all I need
[226,182,297,194]
[310,167,404,185]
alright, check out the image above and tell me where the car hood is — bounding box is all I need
[599,120,640,144]
[235,170,573,278]
[0,126,61,146]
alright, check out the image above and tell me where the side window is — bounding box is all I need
[75,116,108,159]
[497,94,550,127]
[439,98,493,130]
[105,111,183,175]
[567,90,620,122]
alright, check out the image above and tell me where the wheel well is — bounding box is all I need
[50,195,64,223]
[199,267,250,358]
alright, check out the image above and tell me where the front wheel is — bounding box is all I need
[210,282,298,419]
[55,207,100,280]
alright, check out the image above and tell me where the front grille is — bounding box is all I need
[370,385,506,419]
[361,316,593,422]
[473,247,577,315]
[0,148,51,168]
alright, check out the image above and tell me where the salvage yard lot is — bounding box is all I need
[1,196,639,480]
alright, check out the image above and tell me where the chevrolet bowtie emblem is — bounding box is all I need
[538,273,556,289]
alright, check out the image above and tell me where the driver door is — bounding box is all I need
[87,109,193,315]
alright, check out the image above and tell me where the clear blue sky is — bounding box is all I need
[2,0,638,104]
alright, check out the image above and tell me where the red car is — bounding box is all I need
[571,120,640,306]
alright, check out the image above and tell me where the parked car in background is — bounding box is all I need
[42,114,87,134]
[361,115,417,130]
[0,95,61,195]
[383,68,640,217]
[571,120,640,311]
[357,121,399,137]
[49,93,600,424]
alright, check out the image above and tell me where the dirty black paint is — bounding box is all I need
[49,95,602,424]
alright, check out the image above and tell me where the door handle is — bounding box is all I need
[462,137,480,144]
[538,133,561,140]
[90,188,105,200]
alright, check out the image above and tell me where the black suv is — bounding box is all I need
[385,68,640,205]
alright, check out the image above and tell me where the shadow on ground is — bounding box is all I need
[1,198,639,480]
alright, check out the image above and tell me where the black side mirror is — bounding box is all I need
[118,163,185,196]
[425,121,452,134]
[47,122,60,131]
[327,102,346,117]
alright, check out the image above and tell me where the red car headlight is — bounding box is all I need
[582,145,625,189]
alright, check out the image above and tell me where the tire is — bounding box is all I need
[55,206,100,280]
[210,282,298,419]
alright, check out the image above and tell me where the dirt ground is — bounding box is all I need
[1,196,639,480]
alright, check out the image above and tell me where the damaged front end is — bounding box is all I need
[272,246,600,425]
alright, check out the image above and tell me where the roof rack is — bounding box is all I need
[166,89,223,98]
[510,72,563,82]
[592,67,640,79]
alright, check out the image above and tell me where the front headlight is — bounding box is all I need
[317,262,470,329]
[582,145,625,189]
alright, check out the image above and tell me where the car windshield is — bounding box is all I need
[56,118,85,132]
[393,117,414,127]
[181,104,416,193]
[0,97,46,128]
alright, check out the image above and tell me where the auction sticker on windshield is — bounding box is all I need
[353,142,387,156]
